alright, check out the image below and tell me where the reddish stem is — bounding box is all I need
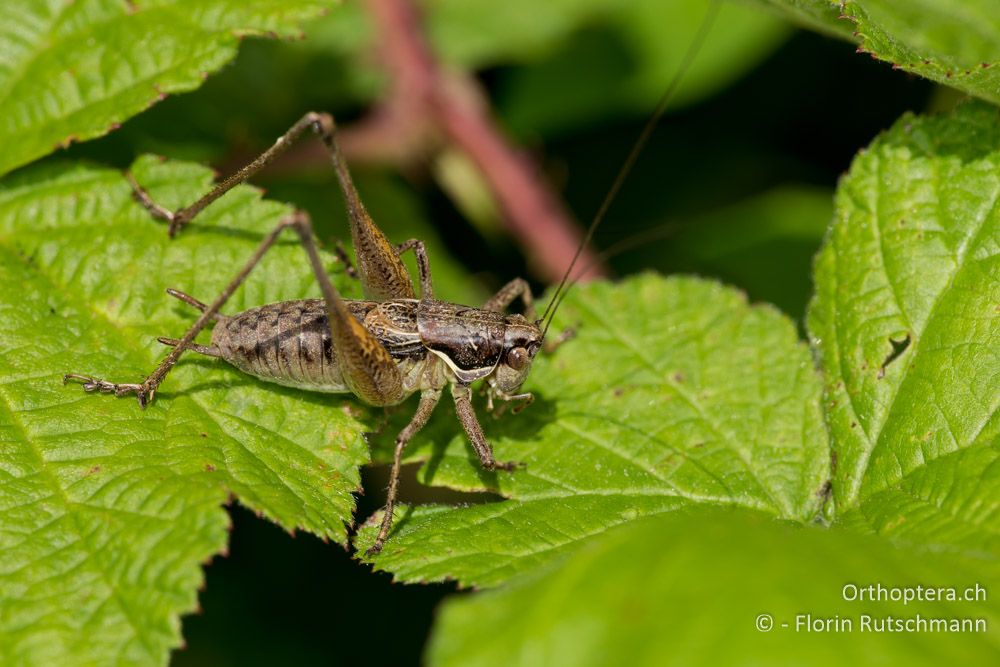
[353,0,604,283]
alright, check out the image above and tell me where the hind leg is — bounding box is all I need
[66,210,407,409]
[64,216,299,406]
[367,388,442,556]
[128,112,419,302]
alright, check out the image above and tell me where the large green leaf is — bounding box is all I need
[427,509,1000,667]
[356,274,830,586]
[0,0,330,177]
[0,156,373,663]
[809,101,1000,555]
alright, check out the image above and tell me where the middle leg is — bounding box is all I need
[367,387,443,556]
[395,239,434,299]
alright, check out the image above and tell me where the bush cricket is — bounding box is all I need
[64,3,720,555]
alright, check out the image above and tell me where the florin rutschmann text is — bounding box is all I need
[754,582,989,634]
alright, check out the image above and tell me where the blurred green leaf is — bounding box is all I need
[419,0,789,80]
[0,156,372,664]
[0,0,331,177]
[420,0,612,67]
[808,101,1000,556]
[233,0,789,138]
[638,185,834,320]
[748,0,852,40]
[357,275,830,586]
[427,509,1000,667]
[494,0,790,136]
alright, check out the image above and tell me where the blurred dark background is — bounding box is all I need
[60,1,938,663]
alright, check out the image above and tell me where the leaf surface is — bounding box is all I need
[842,0,1000,104]
[808,101,1000,555]
[427,509,1000,667]
[757,0,1000,103]
[0,0,330,177]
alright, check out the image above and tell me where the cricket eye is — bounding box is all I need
[507,346,529,370]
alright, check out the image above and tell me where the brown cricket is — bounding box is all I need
[64,112,567,555]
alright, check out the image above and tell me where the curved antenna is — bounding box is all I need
[540,0,723,337]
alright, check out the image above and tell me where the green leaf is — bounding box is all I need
[427,509,1000,667]
[749,0,853,40]
[641,185,834,320]
[356,274,830,586]
[267,0,788,137]
[426,0,786,79]
[808,101,1000,555]
[843,0,1000,104]
[494,0,790,136]
[760,0,1000,104]
[0,156,372,664]
[0,0,330,177]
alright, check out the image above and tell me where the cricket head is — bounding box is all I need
[493,314,543,392]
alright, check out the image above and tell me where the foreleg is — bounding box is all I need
[452,384,520,471]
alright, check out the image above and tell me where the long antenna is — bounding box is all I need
[540,0,722,336]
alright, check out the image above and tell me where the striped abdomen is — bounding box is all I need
[211,298,424,392]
